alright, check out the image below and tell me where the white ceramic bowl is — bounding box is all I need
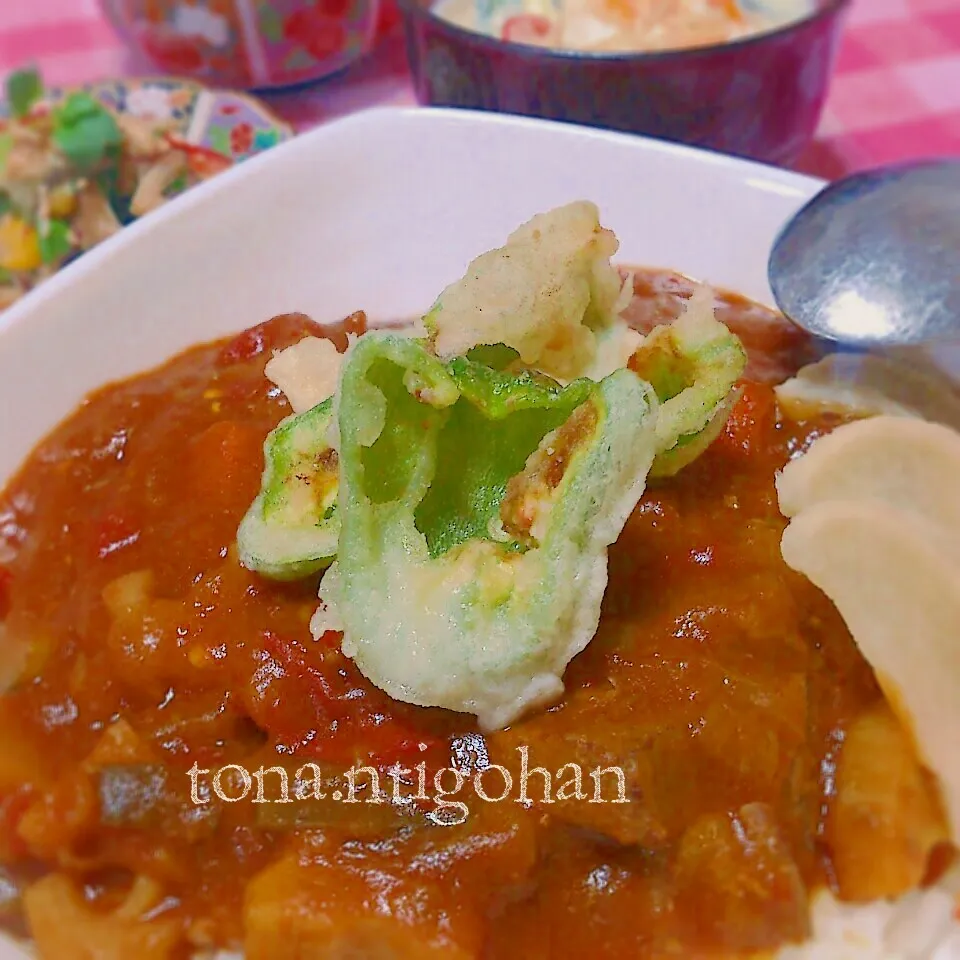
[0,105,842,960]
[0,106,827,490]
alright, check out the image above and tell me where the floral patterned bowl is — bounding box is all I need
[79,75,296,159]
[100,0,382,90]
[0,75,295,181]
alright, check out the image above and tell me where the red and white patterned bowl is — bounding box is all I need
[99,0,382,90]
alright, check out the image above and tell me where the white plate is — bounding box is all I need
[0,105,840,960]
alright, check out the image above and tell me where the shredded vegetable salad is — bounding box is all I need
[433,0,814,51]
[0,68,233,311]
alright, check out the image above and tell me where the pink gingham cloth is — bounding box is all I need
[1,0,960,179]
[798,0,960,175]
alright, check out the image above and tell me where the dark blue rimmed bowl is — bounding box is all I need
[399,0,851,166]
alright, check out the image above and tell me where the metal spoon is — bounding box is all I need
[768,159,960,347]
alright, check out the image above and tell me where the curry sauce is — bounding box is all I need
[0,272,940,959]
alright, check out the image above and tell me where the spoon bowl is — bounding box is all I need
[768,159,960,347]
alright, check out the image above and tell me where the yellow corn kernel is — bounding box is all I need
[0,215,42,272]
[48,185,77,220]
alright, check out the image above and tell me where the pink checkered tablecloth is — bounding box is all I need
[1,0,959,179]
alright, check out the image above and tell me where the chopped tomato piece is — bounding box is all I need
[716,381,777,457]
[502,14,554,43]
[95,512,141,560]
[217,324,269,366]
[262,630,343,708]
[164,135,232,179]
[216,315,327,367]
[253,631,443,767]
[0,566,11,619]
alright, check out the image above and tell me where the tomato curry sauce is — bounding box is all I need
[0,271,945,959]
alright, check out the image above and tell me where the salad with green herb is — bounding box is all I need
[0,67,231,309]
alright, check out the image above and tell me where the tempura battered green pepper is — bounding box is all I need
[235,204,747,733]
[237,398,339,581]
[629,286,747,477]
[239,285,745,581]
[311,332,660,730]
[424,201,629,381]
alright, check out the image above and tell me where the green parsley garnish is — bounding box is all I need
[38,218,72,264]
[6,67,43,120]
[51,92,122,173]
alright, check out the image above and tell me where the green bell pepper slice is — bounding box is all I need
[629,287,748,477]
[312,332,660,730]
[237,398,339,581]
